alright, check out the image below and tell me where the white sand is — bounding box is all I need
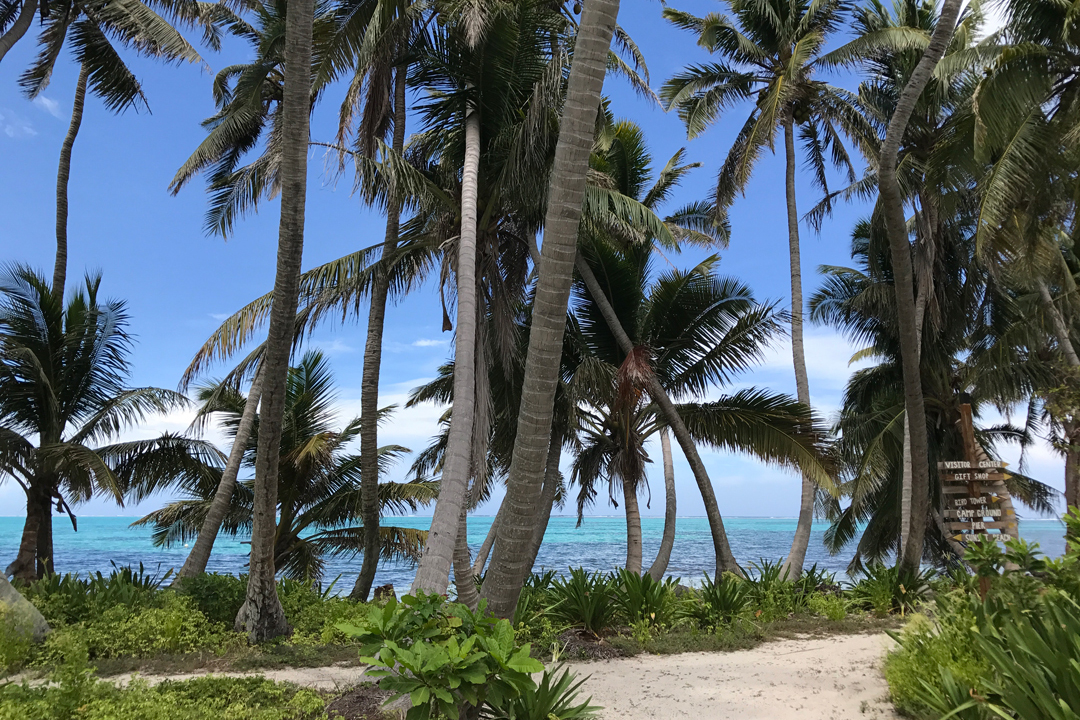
[568,633,899,720]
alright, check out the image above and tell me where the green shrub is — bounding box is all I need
[849,564,933,616]
[483,666,600,720]
[691,572,748,627]
[614,570,677,627]
[743,559,804,620]
[883,594,991,717]
[41,593,240,662]
[173,573,247,626]
[22,564,169,629]
[0,604,35,673]
[0,641,326,720]
[547,569,618,636]
[805,592,847,621]
[339,592,549,720]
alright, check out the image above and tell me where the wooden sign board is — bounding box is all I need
[936,404,1019,548]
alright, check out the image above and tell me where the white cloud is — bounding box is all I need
[0,109,36,138]
[209,312,232,321]
[32,96,63,119]
[412,338,448,348]
[312,338,355,355]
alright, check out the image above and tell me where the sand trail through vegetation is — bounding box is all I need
[567,632,898,720]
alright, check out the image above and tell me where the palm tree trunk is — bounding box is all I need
[7,487,43,581]
[174,369,264,583]
[647,427,676,581]
[453,500,479,609]
[899,283,929,556]
[622,481,642,574]
[478,0,621,619]
[878,0,963,574]
[575,255,741,576]
[472,505,501,577]
[0,0,36,65]
[525,429,564,574]
[411,101,482,594]
[780,116,815,581]
[52,63,88,301]
[1037,278,1080,526]
[352,68,408,602]
[36,494,53,577]
[235,0,314,641]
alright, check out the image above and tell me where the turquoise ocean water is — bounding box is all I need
[0,515,1069,590]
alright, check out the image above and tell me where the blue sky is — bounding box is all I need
[0,1,1063,522]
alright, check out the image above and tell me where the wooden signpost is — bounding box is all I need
[937,404,1019,546]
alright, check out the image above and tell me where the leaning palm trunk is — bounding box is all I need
[879,0,963,574]
[622,481,643,574]
[1038,279,1080,522]
[0,0,36,65]
[411,102,482,594]
[479,0,622,619]
[453,500,479,609]
[52,63,89,301]
[472,505,501,577]
[525,429,564,574]
[352,69,409,602]
[780,117,815,581]
[647,427,676,581]
[899,283,929,554]
[575,256,741,576]
[234,0,315,641]
[174,369,264,583]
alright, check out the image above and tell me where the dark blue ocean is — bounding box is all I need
[0,516,1069,590]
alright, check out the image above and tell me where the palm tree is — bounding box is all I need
[573,244,836,575]
[815,0,988,559]
[135,351,436,582]
[13,0,210,299]
[873,0,965,571]
[480,0,622,619]
[0,0,35,64]
[660,0,872,578]
[813,220,1057,567]
[0,266,219,580]
[234,0,315,641]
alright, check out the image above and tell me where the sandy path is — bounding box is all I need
[31,632,898,718]
[568,633,899,720]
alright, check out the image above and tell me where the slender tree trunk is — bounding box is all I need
[647,428,676,581]
[1039,279,1080,367]
[411,103,482,594]
[352,69,408,601]
[174,369,264,583]
[472,506,501,577]
[575,255,741,576]
[1037,279,1080,525]
[622,481,642,574]
[479,0,621,619]
[36,496,53,578]
[779,117,815,581]
[0,0,36,66]
[879,0,963,574]
[7,488,43,581]
[235,0,314,641]
[899,283,928,556]
[525,429,564,574]
[453,500,479,609]
[52,63,88,301]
